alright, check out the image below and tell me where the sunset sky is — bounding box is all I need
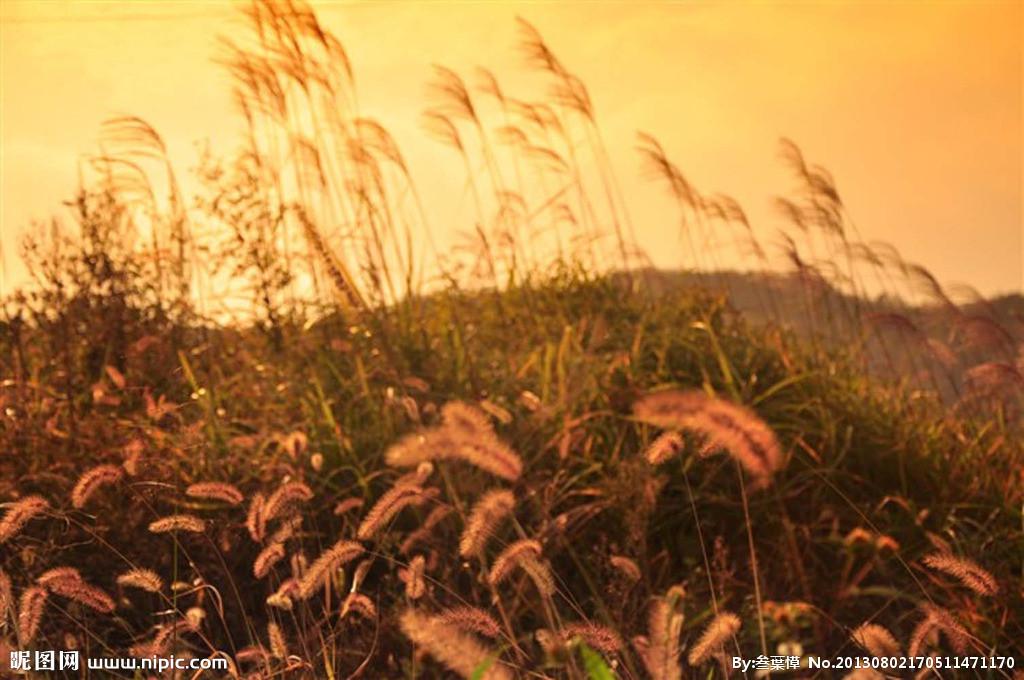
[1,0,1021,298]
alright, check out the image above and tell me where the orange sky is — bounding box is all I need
[1,0,1021,298]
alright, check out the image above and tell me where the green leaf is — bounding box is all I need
[579,642,617,680]
[470,655,497,680]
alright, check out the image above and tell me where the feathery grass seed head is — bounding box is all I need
[70,464,123,509]
[0,495,50,544]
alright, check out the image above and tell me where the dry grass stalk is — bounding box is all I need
[186,481,244,505]
[296,539,365,599]
[687,611,740,666]
[438,606,502,639]
[148,514,206,534]
[116,568,164,594]
[922,552,998,596]
[459,489,515,557]
[357,484,438,540]
[399,608,512,680]
[70,464,124,509]
[0,495,50,544]
[634,390,785,488]
[17,587,48,645]
[851,623,902,657]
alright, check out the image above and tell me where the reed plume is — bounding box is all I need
[186,481,244,505]
[116,568,163,593]
[357,484,438,540]
[296,539,365,599]
[0,495,50,544]
[17,587,47,645]
[922,552,998,596]
[459,489,515,557]
[687,611,740,666]
[851,623,901,657]
[438,606,502,639]
[635,390,784,488]
[70,464,124,509]
[399,608,513,680]
[149,514,206,534]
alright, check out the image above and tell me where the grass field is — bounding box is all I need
[1,1,1021,677]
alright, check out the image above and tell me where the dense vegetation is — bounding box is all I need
[1,1,1022,677]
